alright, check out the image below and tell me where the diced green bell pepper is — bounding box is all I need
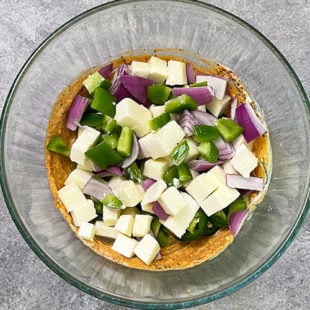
[181,209,207,242]
[215,118,244,142]
[151,216,161,237]
[209,210,229,228]
[198,141,219,163]
[124,162,143,183]
[149,113,171,131]
[102,115,118,133]
[46,136,70,157]
[193,125,219,142]
[85,141,123,169]
[170,140,189,166]
[157,228,171,247]
[165,94,198,114]
[177,162,192,184]
[80,113,103,128]
[117,126,133,157]
[103,133,119,149]
[83,71,105,94]
[203,220,219,236]
[163,166,179,186]
[94,201,103,216]
[147,85,171,105]
[189,81,208,87]
[102,193,123,209]
[228,196,247,215]
[90,87,116,117]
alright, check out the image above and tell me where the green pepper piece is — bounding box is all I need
[228,196,247,215]
[149,113,171,131]
[102,193,123,209]
[80,113,103,128]
[83,71,105,94]
[215,118,244,142]
[100,79,112,90]
[85,141,123,169]
[165,94,198,114]
[203,220,219,236]
[177,162,193,184]
[163,166,179,186]
[90,87,116,117]
[94,201,103,216]
[193,125,219,142]
[117,126,133,157]
[103,133,119,149]
[151,216,161,237]
[181,209,207,242]
[157,228,171,247]
[169,140,189,166]
[46,136,70,157]
[124,162,143,183]
[147,85,171,105]
[209,210,229,228]
[189,81,208,87]
[198,141,219,163]
[102,115,118,133]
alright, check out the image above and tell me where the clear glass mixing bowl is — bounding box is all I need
[1,0,309,308]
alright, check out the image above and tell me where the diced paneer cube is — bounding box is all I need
[58,183,88,212]
[114,180,143,207]
[115,215,134,236]
[95,221,119,239]
[165,60,187,86]
[103,206,121,227]
[64,168,92,189]
[130,61,150,78]
[133,214,153,237]
[112,234,138,258]
[70,126,100,166]
[158,187,187,216]
[148,56,168,84]
[232,134,253,151]
[200,186,240,216]
[206,95,231,117]
[184,138,199,162]
[230,143,258,178]
[134,234,160,265]
[160,192,199,238]
[70,199,97,227]
[141,202,155,214]
[143,158,169,180]
[149,104,167,118]
[185,166,226,203]
[141,179,167,205]
[114,98,152,137]
[138,133,153,159]
[77,158,96,172]
[222,160,238,175]
[78,222,96,241]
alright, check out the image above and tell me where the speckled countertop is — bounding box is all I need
[0,1,309,309]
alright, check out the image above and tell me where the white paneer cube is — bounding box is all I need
[78,222,96,241]
[58,183,88,212]
[70,199,97,227]
[112,234,138,258]
[196,75,227,100]
[149,104,167,118]
[141,202,155,214]
[148,56,168,84]
[114,98,152,137]
[222,160,238,175]
[115,215,134,236]
[108,176,124,190]
[141,179,167,205]
[160,192,199,238]
[206,95,231,117]
[143,158,169,180]
[77,158,96,172]
[133,214,153,237]
[231,143,258,178]
[165,60,187,86]
[130,61,150,78]
[185,166,226,203]
[64,168,92,189]
[133,234,160,265]
[184,138,199,162]
[158,187,186,216]
[114,180,143,207]
[70,126,100,166]
[197,105,206,112]
[138,133,153,159]
[232,134,254,151]
[200,186,240,216]
[95,221,119,239]
[103,206,121,227]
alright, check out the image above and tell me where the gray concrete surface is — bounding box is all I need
[0,0,309,309]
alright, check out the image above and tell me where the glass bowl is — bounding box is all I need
[1,0,309,308]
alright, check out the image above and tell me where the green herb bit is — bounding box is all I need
[102,193,123,209]
[117,126,133,157]
[228,196,247,215]
[181,209,207,242]
[189,81,208,87]
[193,125,219,142]
[177,162,193,184]
[165,94,198,114]
[83,71,105,94]
[215,118,244,142]
[147,85,171,105]
[198,141,219,163]
[209,210,228,228]
[170,140,189,166]
[80,113,103,128]
[46,136,70,157]
[163,166,179,186]
[124,162,143,183]
[85,141,123,169]
[90,87,116,117]
[149,113,171,131]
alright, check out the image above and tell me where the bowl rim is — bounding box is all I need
[1,0,309,308]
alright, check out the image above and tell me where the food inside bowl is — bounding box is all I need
[45,54,271,270]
